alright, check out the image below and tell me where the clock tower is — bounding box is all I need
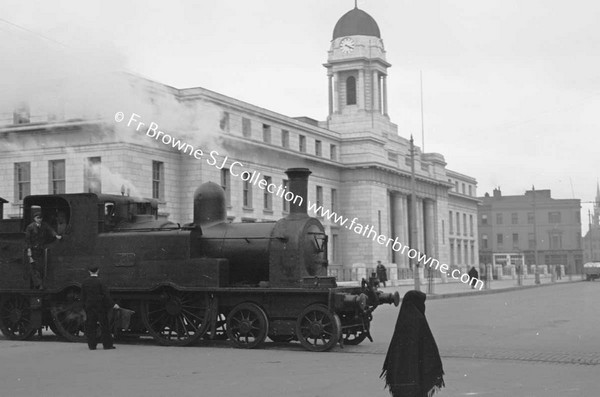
[324,6,392,133]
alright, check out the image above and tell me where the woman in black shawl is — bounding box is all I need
[381,290,445,397]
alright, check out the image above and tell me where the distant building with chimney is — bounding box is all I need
[478,188,583,273]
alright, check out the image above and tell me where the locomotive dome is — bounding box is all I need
[332,6,381,39]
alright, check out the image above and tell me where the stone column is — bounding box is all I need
[328,74,333,116]
[358,69,365,110]
[333,72,340,114]
[393,194,409,268]
[424,199,435,257]
[382,75,388,115]
[372,71,380,112]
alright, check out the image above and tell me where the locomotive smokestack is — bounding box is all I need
[285,168,311,218]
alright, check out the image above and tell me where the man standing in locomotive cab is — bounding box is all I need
[81,266,119,350]
[25,211,62,289]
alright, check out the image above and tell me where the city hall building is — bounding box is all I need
[0,7,479,279]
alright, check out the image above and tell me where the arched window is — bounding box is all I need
[346,76,356,105]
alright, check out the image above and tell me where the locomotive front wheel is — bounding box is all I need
[141,290,210,346]
[226,303,269,349]
[0,295,36,340]
[295,304,341,352]
[50,289,87,342]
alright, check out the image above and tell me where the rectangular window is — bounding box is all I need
[527,212,534,224]
[281,130,289,148]
[528,233,535,249]
[84,157,101,194]
[511,212,518,224]
[299,135,306,152]
[442,220,445,243]
[331,188,337,213]
[282,179,289,213]
[332,234,339,263]
[457,243,462,263]
[152,161,164,200]
[315,140,322,156]
[549,233,562,249]
[263,176,272,210]
[468,185,473,196]
[49,159,66,194]
[455,181,459,192]
[450,241,455,266]
[470,242,475,264]
[330,144,337,160]
[497,234,503,245]
[464,241,469,265]
[14,162,31,201]
[463,213,467,236]
[496,213,503,224]
[449,211,453,234]
[262,124,271,143]
[243,180,252,208]
[456,212,460,235]
[549,212,561,223]
[316,185,323,208]
[221,168,231,206]
[242,117,251,138]
[482,234,488,249]
[512,233,519,248]
[462,183,466,194]
[219,111,230,131]
[469,214,473,236]
[481,214,488,225]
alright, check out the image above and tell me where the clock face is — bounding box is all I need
[340,37,355,54]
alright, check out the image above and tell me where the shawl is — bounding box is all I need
[381,290,445,397]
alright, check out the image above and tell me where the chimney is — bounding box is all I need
[285,168,311,218]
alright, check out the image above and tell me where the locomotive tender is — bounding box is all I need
[0,168,398,351]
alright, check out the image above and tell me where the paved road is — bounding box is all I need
[1,282,598,396]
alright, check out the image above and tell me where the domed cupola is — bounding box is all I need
[325,6,390,120]
[332,7,381,39]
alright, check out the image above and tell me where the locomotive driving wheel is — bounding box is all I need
[295,304,341,352]
[0,295,36,340]
[50,289,87,342]
[141,290,210,346]
[226,302,269,349]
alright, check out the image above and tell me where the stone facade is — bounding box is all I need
[478,188,583,273]
[0,7,479,279]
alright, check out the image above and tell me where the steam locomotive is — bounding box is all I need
[0,168,398,351]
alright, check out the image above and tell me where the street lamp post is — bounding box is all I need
[532,186,540,284]
[410,135,420,292]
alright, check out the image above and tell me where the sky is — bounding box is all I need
[2,0,599,230]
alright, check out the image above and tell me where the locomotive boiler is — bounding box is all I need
[0,168,398,352]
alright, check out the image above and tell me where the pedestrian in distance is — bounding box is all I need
[381,290,445,397]
[376,261,388,288]
[468,266,479,289]
[25,210,62,289]
[555,265,562,280]
[81,266,119,350]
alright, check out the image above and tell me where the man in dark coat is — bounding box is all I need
[376,261,388,288]
[381,290,445,397]
[81,266,119,350]
[25,211,62,289]
[468,266,479,289]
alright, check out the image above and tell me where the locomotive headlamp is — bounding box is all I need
[310,233,328,253]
